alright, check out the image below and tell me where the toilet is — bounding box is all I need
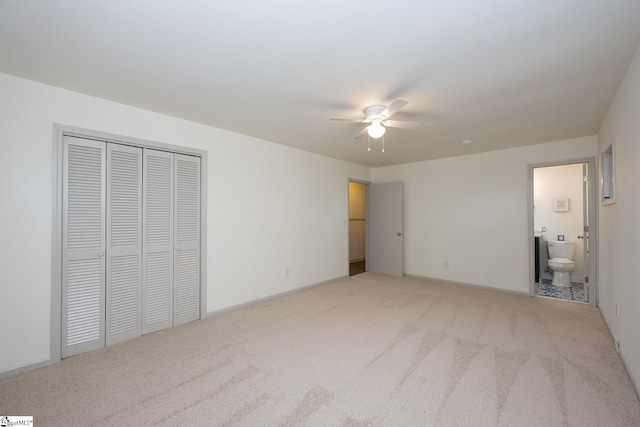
[546,240,575,287]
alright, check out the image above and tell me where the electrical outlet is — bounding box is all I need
[285,269,290,278]
[444,261,449,269]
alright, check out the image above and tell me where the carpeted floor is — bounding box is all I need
[1,273,639,426]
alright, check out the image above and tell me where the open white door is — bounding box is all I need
[367,182,404,277]
[582,163,590,303]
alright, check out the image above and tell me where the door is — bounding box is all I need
[173,154,201,325]
[62,137,106,358]
[367,182,404,277]
[106,144,142,345]
[56,127,205,360]
[142,151,201,331]
[581,163,590,303]
[142,149,174,334]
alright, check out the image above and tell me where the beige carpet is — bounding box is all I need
[1,273,639,426]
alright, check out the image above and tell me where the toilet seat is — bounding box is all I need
[548,258,575,269]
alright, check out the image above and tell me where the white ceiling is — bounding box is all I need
[2,1,640,167]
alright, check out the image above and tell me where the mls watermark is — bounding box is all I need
[0,416,33,426]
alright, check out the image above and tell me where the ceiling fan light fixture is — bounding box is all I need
[368,119,386,139]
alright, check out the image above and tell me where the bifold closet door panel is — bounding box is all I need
[106,144,142,345]
[62,137,106,358]
[174,154,201,325]
[142,149,174,334]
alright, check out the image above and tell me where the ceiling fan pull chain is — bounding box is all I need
[368,135,371,152]
[382,135,385,153]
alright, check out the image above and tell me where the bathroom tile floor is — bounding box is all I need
[535,279,584,302]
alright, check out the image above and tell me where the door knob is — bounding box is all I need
[397,232,403,236]
[577,236,584,239]
[97,251,105,257]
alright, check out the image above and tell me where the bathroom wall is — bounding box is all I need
[348,182,367,262]
[533,163,585,282]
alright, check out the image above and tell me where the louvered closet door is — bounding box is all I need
[142,149,174,334]
[62,137,106,358]
[106,144,142,345]
[174,154,201,325]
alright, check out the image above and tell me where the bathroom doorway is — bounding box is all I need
[528,158,597,305]
[348,181,367,276]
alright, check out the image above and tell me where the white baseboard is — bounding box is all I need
[403,273,530,297]
[0,357,52,380]
[207,275,348,317]
[599,310,640,401]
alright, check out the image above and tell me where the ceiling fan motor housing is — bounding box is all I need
[364,105,387,121]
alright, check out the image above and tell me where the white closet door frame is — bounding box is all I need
[52,124,208,365]
[62,137,106,358]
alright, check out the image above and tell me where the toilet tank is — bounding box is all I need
[547,240,575,260]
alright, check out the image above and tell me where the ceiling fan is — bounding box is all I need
[330,99,419,151]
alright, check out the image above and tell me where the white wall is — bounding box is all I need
[0,72,371,374]
[372,136,596,293]
[534,164,585,282]
[597,44,640,392]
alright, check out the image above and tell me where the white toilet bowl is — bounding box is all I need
[546,240,576,287]
[547,258,575,287]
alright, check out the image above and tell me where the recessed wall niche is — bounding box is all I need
[601,135,616,206]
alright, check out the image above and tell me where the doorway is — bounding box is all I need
[348,181,367,276]
[347,180,405,277]
[528,158,597,305]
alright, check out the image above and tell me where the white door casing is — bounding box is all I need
[527,157,598,306]
[54,125,207,362]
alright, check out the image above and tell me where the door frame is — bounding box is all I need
[527,157,597,306]
[347,179,371,274]
[51,124,208,362]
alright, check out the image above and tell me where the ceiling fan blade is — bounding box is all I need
[381,98,408,119]
[384,120,419,129]
[353,126,370,139]
[330,117,366,123]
